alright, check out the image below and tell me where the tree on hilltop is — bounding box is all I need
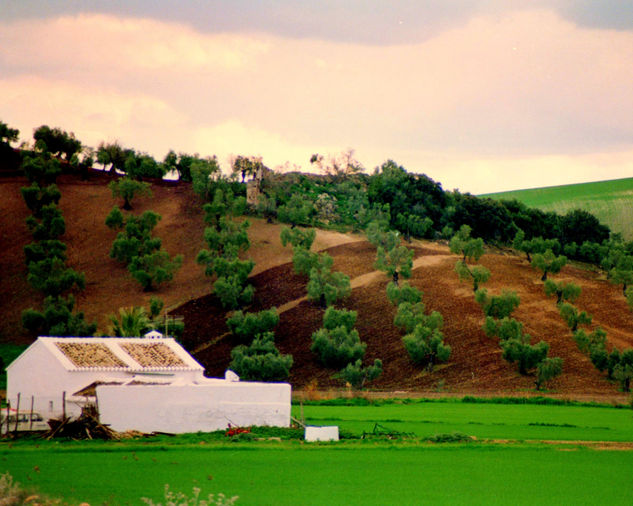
[0,120,19,145]
[33,125,82,161]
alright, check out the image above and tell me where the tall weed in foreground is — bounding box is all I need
[142,484,238,506]
[0,472,63,506]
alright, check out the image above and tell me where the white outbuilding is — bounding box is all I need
[6,336,291,433]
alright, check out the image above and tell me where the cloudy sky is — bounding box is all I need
[2,1,633,194]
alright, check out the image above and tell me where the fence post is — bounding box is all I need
[62,391,66,419]
[29,396,34,430]
[5,401,10,435]
[13,393,20,433]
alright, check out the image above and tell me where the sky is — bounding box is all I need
[1,1,633,194]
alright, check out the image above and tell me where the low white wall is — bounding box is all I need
[305,426,339,442]
[97,381,291,433]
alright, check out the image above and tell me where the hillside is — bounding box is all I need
[2,172,633,398]
[482,177,633,240]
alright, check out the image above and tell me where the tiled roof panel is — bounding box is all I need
[120,343,186,368]
[56,342,127,368]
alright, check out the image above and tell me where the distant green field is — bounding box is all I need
[482,177,633,239]
[2,400,632,505]
[297,401,633,442]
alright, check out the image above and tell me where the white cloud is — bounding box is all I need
[1,9,633,193]
[0,76,188,155]
[0,14,270,73]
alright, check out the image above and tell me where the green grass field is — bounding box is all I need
[297,400,633,441]
[1,399,632,505]
[482,177,633,239]
[3,444,633,505]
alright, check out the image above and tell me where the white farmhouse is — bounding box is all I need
[6,336,291,433]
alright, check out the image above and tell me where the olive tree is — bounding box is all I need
[335,359,383,389]
[108,177,152,210]
[306,254,351,308]
[531,249,567,281]
[229,332,293,382]
[535,357,563,390]
[311,307,366,368]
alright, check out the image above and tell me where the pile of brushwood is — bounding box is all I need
[43,408,120,440]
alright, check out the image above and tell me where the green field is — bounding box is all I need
[298,400,633,441]
[482,177,633,239]
[1,399,632,505]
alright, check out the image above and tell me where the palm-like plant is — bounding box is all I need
[108,306,151,337]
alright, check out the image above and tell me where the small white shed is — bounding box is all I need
[6,336,291,432]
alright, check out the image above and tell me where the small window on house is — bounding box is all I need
[49,401,54,412]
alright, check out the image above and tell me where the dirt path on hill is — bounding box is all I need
[276,253,453,314]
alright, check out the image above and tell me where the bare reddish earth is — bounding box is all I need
[2,172,633,399]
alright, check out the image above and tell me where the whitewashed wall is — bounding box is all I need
[7,340,74,418]
[97,381,292,433]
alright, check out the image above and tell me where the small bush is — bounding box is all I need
[229,332,292,382]
[535,357,563,390]
[142,483,238,506]
[501,336,549,375]
[227,308,279,344]
[425,432,473,443]
[335,358,383,389]
[386,281,421,306]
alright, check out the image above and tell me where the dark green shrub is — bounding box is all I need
[26,257,85,297]
[280,226,316,249]
[335,359,382,389]
[306,254,350,308]
[22,295,96,337]
[214,275,255,310]
[108,177,152,210]
[531,249,567,281]
[229,332,292,382]
[544,279,581,305]
[227,308,279,344]
[311,307,366,368]
[386,281,421,306]
[501,335,549,375]
[128,251,183,291]
[292,246,319,276]
[20,182,61,217]
[402,326,451,369]
[535,357,563,390]
[559,303,592,332]
[475,289,520,319]
[26,203,65,240]
[483,317,523,341]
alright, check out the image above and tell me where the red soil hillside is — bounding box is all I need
[2,172,633,399]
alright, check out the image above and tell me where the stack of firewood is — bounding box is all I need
[43,411,120,440]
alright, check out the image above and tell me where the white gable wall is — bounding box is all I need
[7,339,70,417]
[97,381,292,433]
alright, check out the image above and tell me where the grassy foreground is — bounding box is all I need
[1,399,632,505]
[482,177,633,239]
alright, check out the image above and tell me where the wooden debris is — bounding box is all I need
[43,410,120,441]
